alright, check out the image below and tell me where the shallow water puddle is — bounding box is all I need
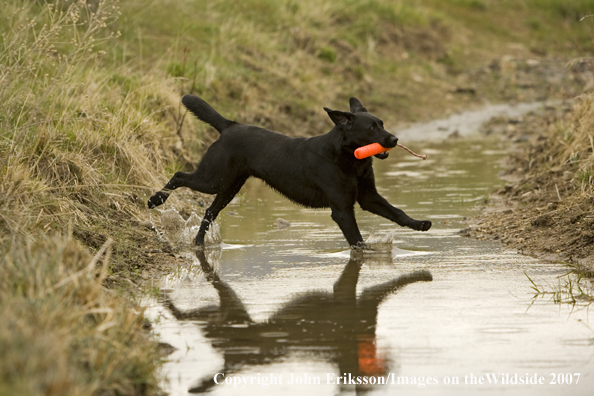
[144,105,593,395]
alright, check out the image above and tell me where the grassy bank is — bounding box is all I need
[466,91,594,305]
[468,92,594,268]
[1,0,593,394]
[0,1,179,394]
[0,235,160,395]
[117,0,594,138]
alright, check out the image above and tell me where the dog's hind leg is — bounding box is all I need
[147,177,178,209]
[149,140,243,209]
[195,176,248,246]
[147,177,181,209]
[148,169,231,209]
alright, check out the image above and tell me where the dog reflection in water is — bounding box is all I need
[163,250,432,393]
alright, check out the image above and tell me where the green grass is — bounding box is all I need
[526,266,593,307]
[1,0,594,394]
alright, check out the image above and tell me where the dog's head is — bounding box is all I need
[324,98,398,158]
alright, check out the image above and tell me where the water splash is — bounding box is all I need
[151,208,222,247]
[365,230,402,246]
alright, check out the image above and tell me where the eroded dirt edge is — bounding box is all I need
[463,102,594,274]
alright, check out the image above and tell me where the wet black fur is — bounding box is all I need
[148,95,431,247]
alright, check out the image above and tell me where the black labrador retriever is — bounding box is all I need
[148,96,431,248]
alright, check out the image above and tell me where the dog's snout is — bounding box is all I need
[386,135,398,148]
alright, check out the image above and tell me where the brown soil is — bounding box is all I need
[72,189,213,291]
[463,103,594,273]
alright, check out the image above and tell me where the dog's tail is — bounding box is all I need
[182,95,235,133]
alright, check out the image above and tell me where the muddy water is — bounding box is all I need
[145,104,593,395]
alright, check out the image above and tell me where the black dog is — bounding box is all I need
[148,96,431,248]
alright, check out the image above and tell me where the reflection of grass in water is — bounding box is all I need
[526,265,594,307]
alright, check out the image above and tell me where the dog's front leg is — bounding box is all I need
[195,177,247,246]
[329,205,367,248]
[358,192,431,231]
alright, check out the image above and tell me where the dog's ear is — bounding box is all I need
[349,97,368,113]
[324,107,355,127]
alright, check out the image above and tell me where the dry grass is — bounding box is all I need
[556,92,594,192]
[115,0,594,135]
[1,0,593,394]
[0,1,186,394]
[511,90,594,197]
[467,92,594,284]
[0,1,190,238]
[0,234,161,396]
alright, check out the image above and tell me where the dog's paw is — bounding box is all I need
[411,220,432,232]
[147,196,158,209]
[147,192,168,209]
[351,241,374,251]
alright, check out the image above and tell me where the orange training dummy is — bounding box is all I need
[354,143,427,160]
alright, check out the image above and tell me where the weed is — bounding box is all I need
[525,267,593,307]
[318,46,337,62]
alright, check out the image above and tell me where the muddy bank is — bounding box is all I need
[463,100,594,272]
